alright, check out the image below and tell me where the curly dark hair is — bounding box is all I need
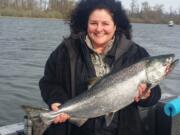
[70,0,132,39]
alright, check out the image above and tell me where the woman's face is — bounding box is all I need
[87,9,116,48]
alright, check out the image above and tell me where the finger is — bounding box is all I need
[144,90,151,98]
[55,113,70,123]
[141,90,151,99]
[134,96,140,102]
[51,103,61,111]
[52,107,59,111]
[140,83,146,92]
[53,115,65,124]
[135,82,148,102]
[138,84,146,96]
[135,89,141,102]
[60,113,70,121]
[58,116,65,123]
[53,116,60,124]
[62,113,70,119]
[140,82,146,88]
[138,87,144,97]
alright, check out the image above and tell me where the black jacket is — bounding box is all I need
[39,34,161,135]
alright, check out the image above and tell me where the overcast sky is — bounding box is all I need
[120,0,180,12]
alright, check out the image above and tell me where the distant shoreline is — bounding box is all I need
[0,15,66,21]
[0,1,180,25]
[1,15,179,25]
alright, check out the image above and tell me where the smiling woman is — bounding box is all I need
[39,0,161,135]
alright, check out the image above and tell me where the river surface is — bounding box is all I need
[0,17,180,126]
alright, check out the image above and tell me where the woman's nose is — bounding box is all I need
[96,24,103,32]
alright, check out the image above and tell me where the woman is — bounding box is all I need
[39,0,161,135]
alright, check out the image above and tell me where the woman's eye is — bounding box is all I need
[90,22,97,25]
[103,23,109,26]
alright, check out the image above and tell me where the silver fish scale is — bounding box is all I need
[59,61,147,118]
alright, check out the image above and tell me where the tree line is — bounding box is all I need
[128,0,180,24]
[0,0,75,19]
[0,0,180,24]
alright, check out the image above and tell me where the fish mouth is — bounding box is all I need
[165,58,179,75]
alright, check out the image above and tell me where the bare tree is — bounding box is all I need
[141,1,151,12]
[39,0,48,10]
[48,0,59,10]
[0,0,10,8]
[130,0,139,15]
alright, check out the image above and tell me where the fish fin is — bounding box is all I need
[69,117,88,127]
[105,112,115,127]
[22,105,50,135]
[21,105,48,119]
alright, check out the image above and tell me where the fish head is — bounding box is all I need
[145,54,179,85]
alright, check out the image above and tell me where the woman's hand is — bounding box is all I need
[51,103,70,124]
[134,82,151,102]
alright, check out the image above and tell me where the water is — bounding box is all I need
[0,17,180,126]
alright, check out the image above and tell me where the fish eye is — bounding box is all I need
[166,58,172,63]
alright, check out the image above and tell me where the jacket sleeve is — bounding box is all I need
[39,44,69,108]
[135,44,162,107]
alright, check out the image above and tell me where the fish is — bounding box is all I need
[22,54,179,134]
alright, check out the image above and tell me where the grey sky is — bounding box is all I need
[120,0,180,12]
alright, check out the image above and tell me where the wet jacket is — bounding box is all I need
[39,34,161,135]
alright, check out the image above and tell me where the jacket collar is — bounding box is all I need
[106,34,132,62]
[70,32,132,68]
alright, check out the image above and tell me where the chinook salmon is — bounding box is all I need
[23,54,179,133]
